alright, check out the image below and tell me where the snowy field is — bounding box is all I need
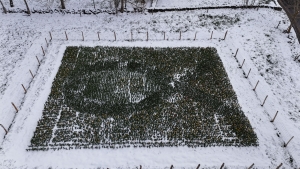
[0,1,300,168]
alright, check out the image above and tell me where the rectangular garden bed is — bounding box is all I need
[28,46,258,151]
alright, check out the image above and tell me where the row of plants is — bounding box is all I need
[28,46,258,151]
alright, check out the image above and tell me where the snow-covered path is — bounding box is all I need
[0,6,300,168]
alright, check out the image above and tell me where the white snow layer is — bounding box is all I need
[0,3,300,169]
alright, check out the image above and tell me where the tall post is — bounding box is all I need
[49,32,52,41]
[234,48,239,57]
[29,70,34,78]
[60,0,66,9]
[9,0,14,7]
[81,31,84,41]
[24,0,31,15]
[261,95,268,107]
[45,38,48,47]
[98,32,100,41]
[220,163,225,169]
[210,31,213,39]
[284,136,294,147]
[245,68,251,78]
[194,32,197,41]
[21,84,27,94]
[11,102,19,113]
[114,31,116,41]
[0,0,7,14]
[65,31,68,40]
[36,56,41,66]
[41,46,45,56]
[147,31,149,41]
[270,111,278,122]
[248,163,254,169]
[276,163,282,169]
[253,80,259,91]
[0,124,8,134]
[239,59,245,68]
[223,30,228,40]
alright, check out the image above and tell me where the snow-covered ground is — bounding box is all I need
[0,1,300,168]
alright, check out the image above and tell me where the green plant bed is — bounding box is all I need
[28,46,258,151]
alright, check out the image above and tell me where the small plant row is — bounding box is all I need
[28,46,258,151]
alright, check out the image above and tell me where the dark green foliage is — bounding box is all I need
[28,46,258,151]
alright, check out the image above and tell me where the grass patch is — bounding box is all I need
[28,46,257,151]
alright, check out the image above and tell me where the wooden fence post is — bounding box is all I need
[65,31,68,40]
[220,163,225,169]
[21,84,27,94]
[284,136,294,147]
[0,0,7,14]
[131,31,133,41]
[223,30,228,40]
[239,59,245,68]
[276,21,281,28]
[248,163,254,169]
[245,68,251,78]
[45,38,48,47]
[253,80,259,91]
[11,102,19,113]
[140,165,142,169]
[196,164,200,169]
[114,31,116,41]
[276,163,282,169]
[24,0,31,15]
[210,31,213,39]
[194,32,197,41]
[29,70,34,78]
[36,56,41,66]
[179,31,181,40]
[164,31,165,40]
[41,46,45,56]
[49,32,52,41]
[81,31,84,41]
[170,165,173,169]
[0,124,8,134]
[261,95,268,107]
[147,31,149,41]
[98,32,100,41]
[234,48,239,57]
[270,111,278,122]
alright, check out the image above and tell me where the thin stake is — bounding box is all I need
[253,80,259,91]
[220,163,225,169]
[147,31,149,41]
[270,111,278,122]
[170,165,173,169]
[41,46,45,56]
[276,163,283,169]
[49,32,52,41]
[261,95,268,107]
[45,38,48,47]
[294,55,300,61]
[196,164,201,169]
[276,21,281,28]
[239,59,245,68]
[81,31,84,41]
[234,48,239,57]
[245,68,251,78]
[248,163,254,169]
[210,31,213,39]
[131,31,133,41]
[140,165,142,169]
[29,70,34,78]
[21,84,27,94]
[163,31,165,40]
[179,31,181,40]
[0,124,8,134]
[194,32,197,41]
[223,30,228,40]
[36,56,41,66]
[11,102,19,113]
[114,31,116,41]
[65,31,68,41]
[284,136,294,147]
[97,32,100,41]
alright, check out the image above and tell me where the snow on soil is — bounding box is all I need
[0,3,300,169]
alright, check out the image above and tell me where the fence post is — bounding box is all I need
[239,59,245,68]
[261,95,268,107]
[41,46,45,56]
[98,32,100,41]
[170,165,173,169]
[179,31,181,40]
[294,55,300,61]
[245,68,251,78]
[131,31,133,41]
[65,31,68,41]
[11,102,19,113]
[284,136,294,147]
[82,31,84,41]
[196,164,200,169]
[49,32,52,41]
[0,0,7,14]
[194,32,197,41]
[234,48,239,57]
[114,31,116,41]
[140,165,142,169]
[210,31,213,39]
[253,80,259,91]
[21,84,27,94]
[164,31,165,40]
[223,30,228,40]
[276,163,282,169]
[29,70,34,78]
[276,21,281,28]
[45,38,48,47]
[220,163,225,169]
[0,124,8,134]
[36,56,41,66]
[147,31,149,41]
[248,163,254,169]
[270,111,278,122]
